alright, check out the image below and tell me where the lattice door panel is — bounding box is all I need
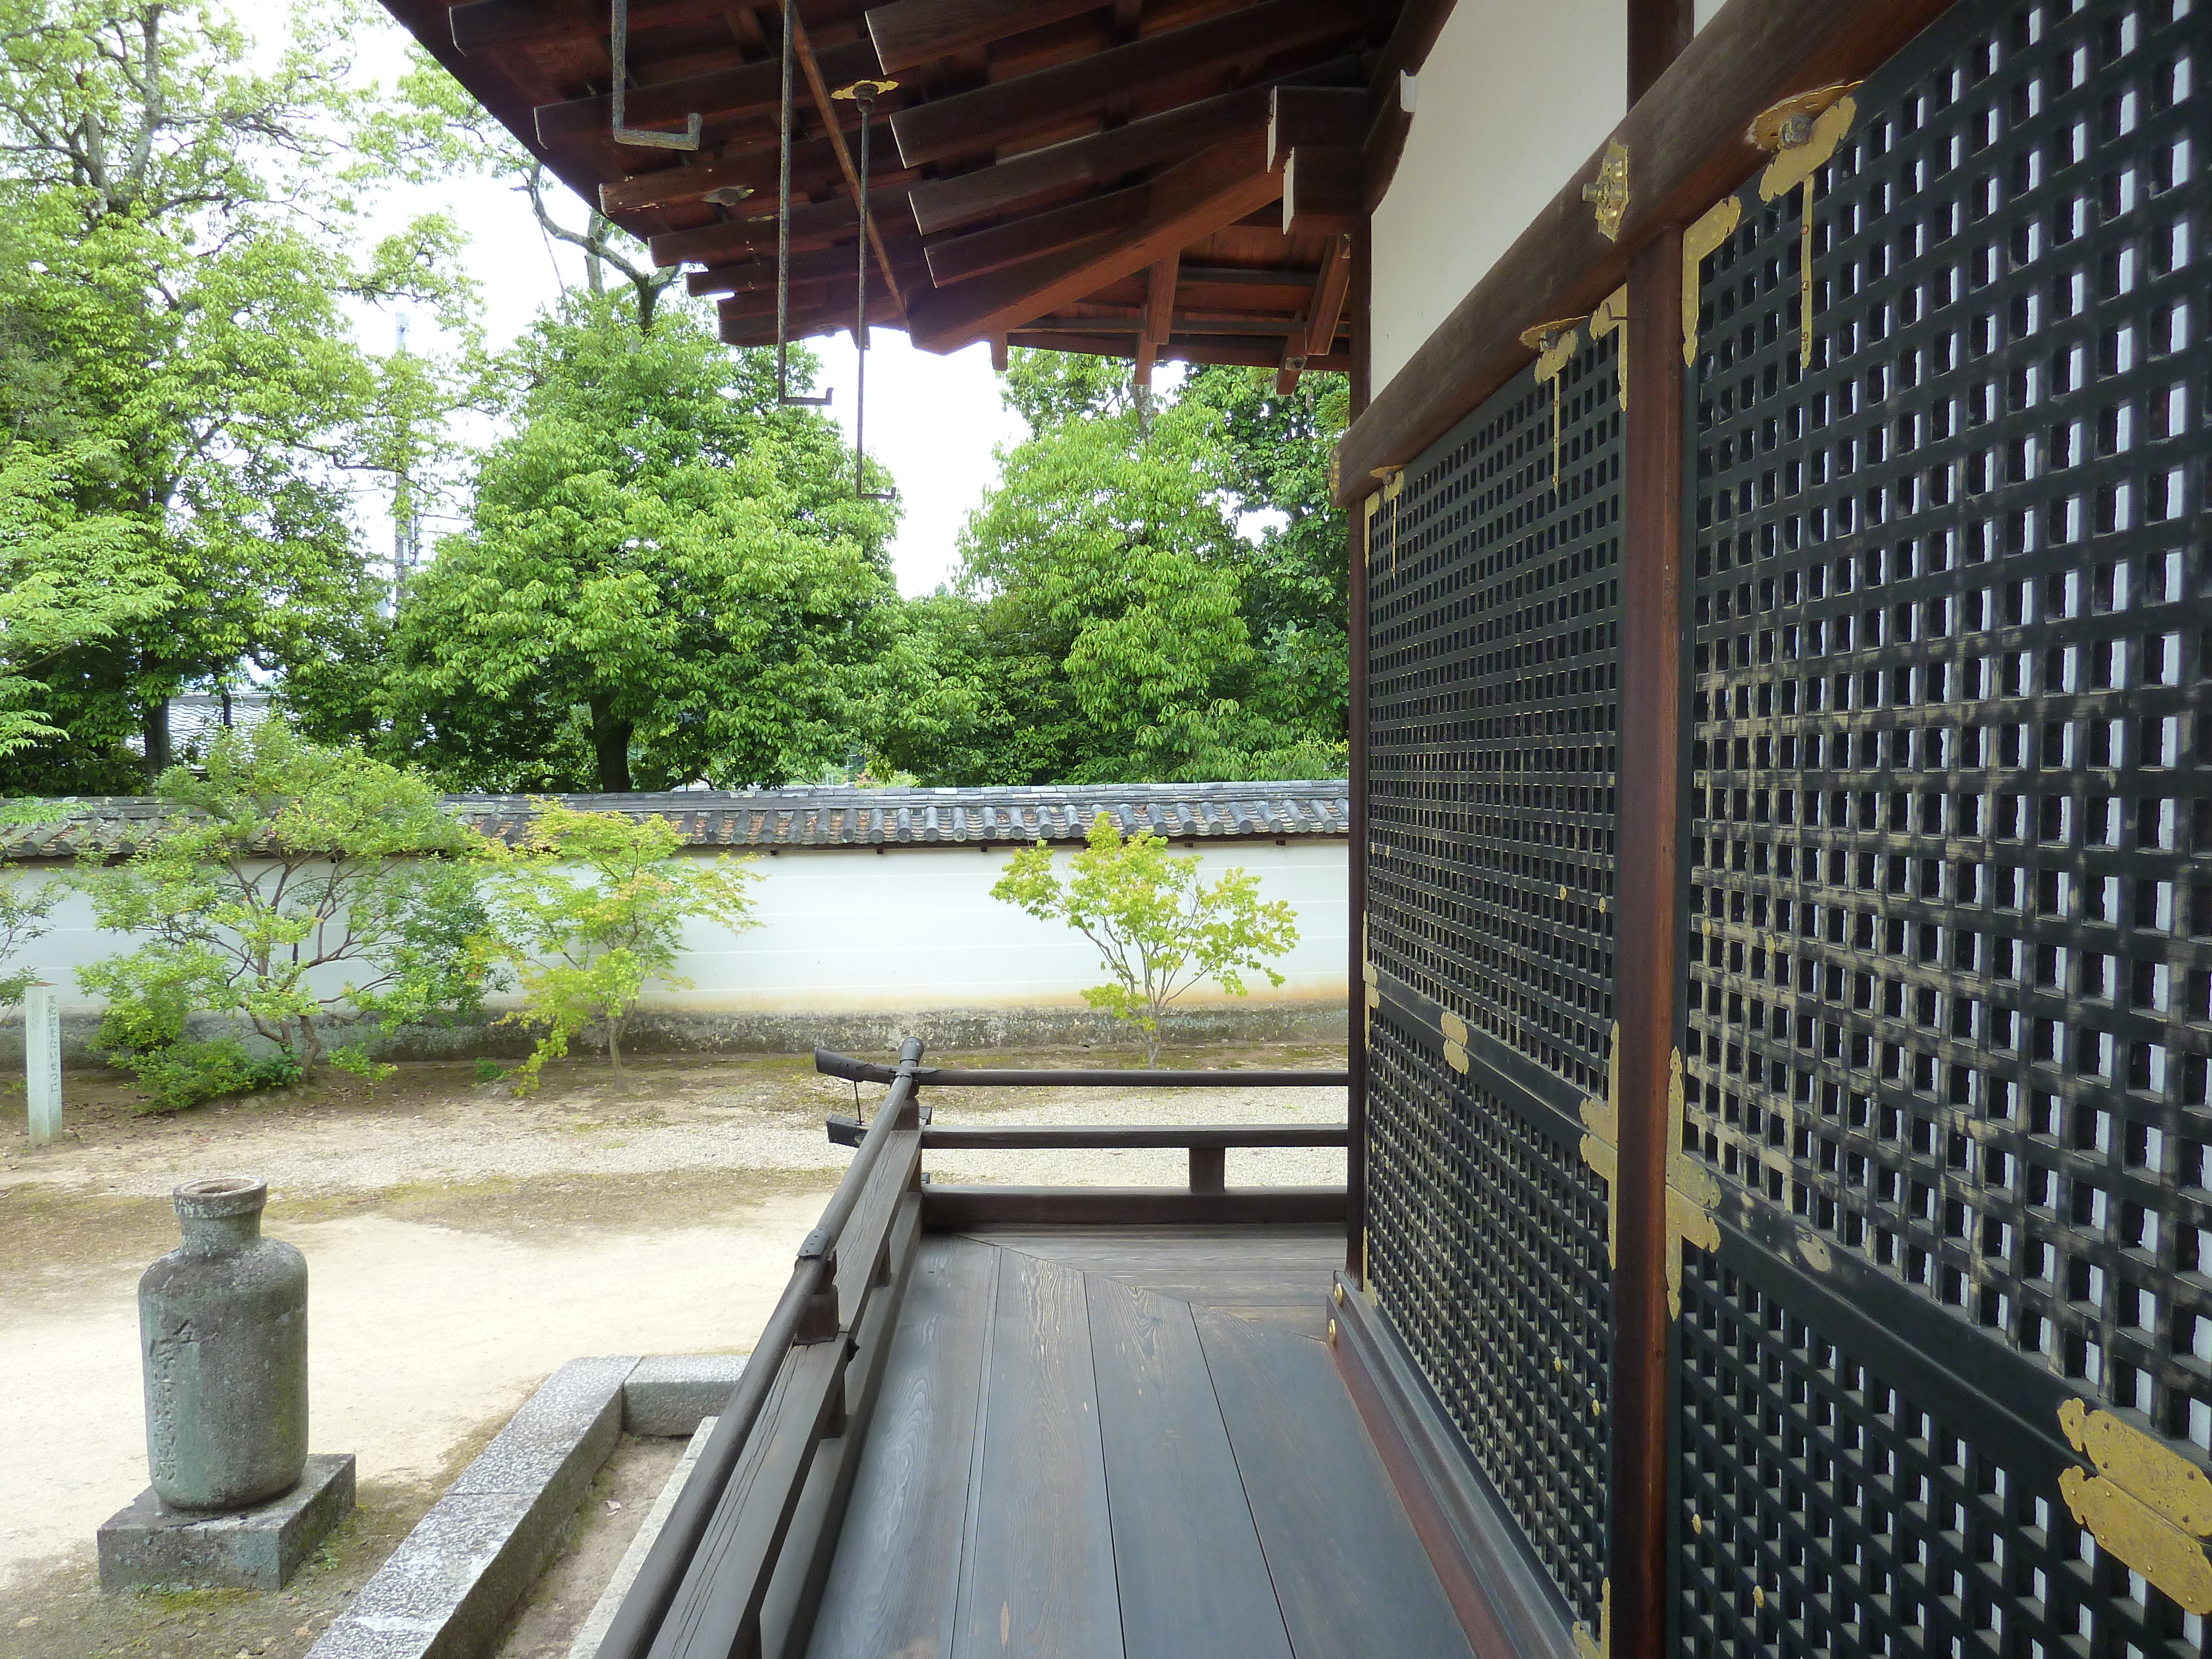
[1365,323,1626,1628]
[1683,0,2211,1651]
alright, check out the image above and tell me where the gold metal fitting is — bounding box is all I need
[832,77,900,100]
[1746,82,1860,153]
[1580,140,1630,241]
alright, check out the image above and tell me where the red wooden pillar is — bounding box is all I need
[1608,226,1686,1659]
[1345,220,1373,1283]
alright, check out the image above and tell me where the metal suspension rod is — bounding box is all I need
[836,77,899,502]
[775,0,829,407]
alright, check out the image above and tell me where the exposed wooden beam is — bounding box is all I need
[1144,255,1178,346]
[1357,0,1459,210]
[906,82,1272,235]
[533,39,883,149]
[1008,330,1350,374]
[906,132,1280,353]
[1282,145,1360,236]
[1301,232,1352,359]
[865,0,1104,74]
[450,0,737,53]
[926,185,1148,285]
[1334,0,1961,500]
[1178,264,1315,291]
[599,129,877,216]
[787,6,905,315]
[649,190,917,267]
[1359,67,1416,211]
[720,293,902,346]
[889,0,1384,169]
[1266,86,1365,170]
[688,238,928,296]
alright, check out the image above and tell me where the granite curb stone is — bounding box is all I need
[622,1353,747,1436]
[307,1357,635,1659]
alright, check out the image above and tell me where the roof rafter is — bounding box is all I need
[888,0,1384,168]
[906,131,1280,353]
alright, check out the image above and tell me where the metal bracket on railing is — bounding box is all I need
[609,0,702,150]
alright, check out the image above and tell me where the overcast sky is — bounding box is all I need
[347,14,1026,598]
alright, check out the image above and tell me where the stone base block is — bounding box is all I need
[98,1453,356,1592]
[623,1353,746,1436]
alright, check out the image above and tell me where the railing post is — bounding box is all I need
[1187,1146,1226,1194]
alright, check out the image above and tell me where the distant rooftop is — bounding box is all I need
[2,781,1350,859]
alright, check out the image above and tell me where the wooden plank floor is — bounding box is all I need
[805,1226,1476,1659]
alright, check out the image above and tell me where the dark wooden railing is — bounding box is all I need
[600,1041,1348,1659]
[824,1046,1348,1223]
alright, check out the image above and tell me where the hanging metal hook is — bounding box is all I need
[833,77,900,500]
[775,0,831,406]
[609,0,701,150]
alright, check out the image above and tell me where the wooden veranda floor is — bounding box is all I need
[802,1225,1479,1659]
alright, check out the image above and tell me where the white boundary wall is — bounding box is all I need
[6,838,1349,1023]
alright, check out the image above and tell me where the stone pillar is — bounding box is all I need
[23,982,60,1147]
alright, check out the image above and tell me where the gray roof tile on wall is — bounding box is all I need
[1,781,1350,859]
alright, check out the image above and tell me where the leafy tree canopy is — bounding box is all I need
[0,0,475,792]
[873,351,1348,786]
[380,295,901,791]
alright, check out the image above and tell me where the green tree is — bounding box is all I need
[381,295,900,791]
[1181,366,1351,744]
[992,813,1298,1065]
[0,867,60,1008]
[481,799,758,1088]
[0,1,476,790]
[0,442,174,759]
[879,351,1345,785]
[74,722,493,1079]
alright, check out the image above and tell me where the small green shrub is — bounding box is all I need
[327,1046,394,1082]
[474,1057,505,1083]
[117,1039,301,1113]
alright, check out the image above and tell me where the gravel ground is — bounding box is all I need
[0,1040,1347,1655]
[1,1043,1349,1201]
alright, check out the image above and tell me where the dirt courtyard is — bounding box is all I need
[0,1040,1345,1656]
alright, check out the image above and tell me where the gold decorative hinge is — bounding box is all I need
[1572,1577,1611,1659]
[1749,83,1860,368]
[1519,317,1584,493]
[1373,465,1406,572]
[1441,1009,1468,1075]
[1579,1030,1720,1318]
[1587,285,1628,412]
[1681,196,1742,366]
[1361,917,1378,1039]
[1581,140,1630,241]
[2058,1397,2212,1613]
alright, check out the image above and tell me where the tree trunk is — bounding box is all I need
[589,697,633,791]
[142,696,171,782]
[607,1013,626,1086]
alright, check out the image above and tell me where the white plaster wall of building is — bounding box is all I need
[1369,0,1627,394]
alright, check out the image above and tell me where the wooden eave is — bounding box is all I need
[379,0,1414,375]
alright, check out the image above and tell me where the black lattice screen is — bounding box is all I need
[1367,1006,1613,1623]
[1683,0,2211,1651]
[1365,330,1626,1625]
